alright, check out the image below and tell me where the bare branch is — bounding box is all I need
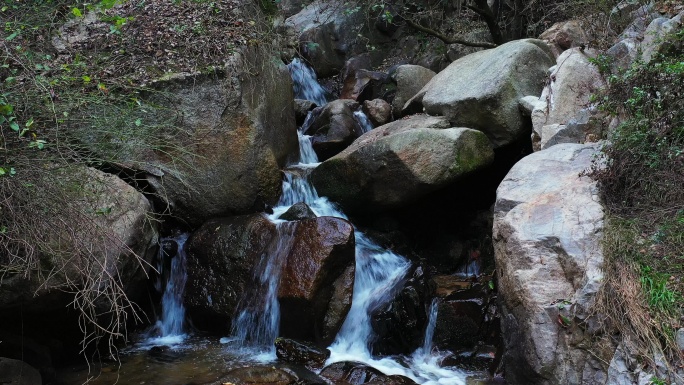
[404,19,497,49]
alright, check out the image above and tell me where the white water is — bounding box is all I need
[261,60,468,385]
[143,234,189,347]
[353,110,375,133]
[288,58,329,107]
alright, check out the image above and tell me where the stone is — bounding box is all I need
[362,99,391,127]
[641,14,683,63]
[390,65,436,117]
[320,361,384,385]
[322,264,355,344]
[221,366,296,385]
[0,358,42,385]
[99,50,298,225]
[274,337,331,370]
[404,39,555,148]
[311,124,494,211]
[365,375,419,385]
[493,143,606,384]
[606,38,640,72]
[0,166,157,312]
[538,20,589,57]
[294,99,318,126]
[519,96,541,117]
[279,217,355,345]
[340,54,372,100]
[532,48,606,148]
[304,100,364,161]
[278,202,317,221]
[184,214,277,332]
[678,328,684,352]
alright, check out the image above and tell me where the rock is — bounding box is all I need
[441,345,498,372]
[641,14,683,63]
[493,143,605,384]
[277,0,308,18]
[391,65,436,117]
[184,214,277,332]
[275,338,330,370]
[446,30,492,62]
[323,264,355,344]
[433,297,484,351]
[279,217,355,345]
[340,55,372,100]
[362,99,391,127]
[0,166,157,313]
[519,96,541,117]
[405,39,555,148]
[677,328,684,351]
[100,50,298,225]
[538,20,589,57]
[304,100,364,161]
[294,99,318,126]
[0,358,42,385]
[320,361,384,385]
[221,366,297,385]
[278,202,317,221]
[371,265,434,355]
[365,375,419,385]
[311,124,494,211]
[532,48,606,148]
[606,37,640,72]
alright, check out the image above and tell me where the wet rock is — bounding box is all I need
[441,345,498,372]
[279,217,355,345]
[433,298,483,351]
[221,366,296,385]
[391,65,436,117]
[275,338,330,370]
[311,122,494,212]
[538,20,589,57]
[0,357,42,385]
[319,361,384,385]
[340,55,372,100]
[304,100,364,161]
[278,202,317,221]
[294,99,318,126]
[185,214,277,332]
[371,265,435,355]
[362,99,391,127]
[494,143,605,384]
[404,39,555,148]
[365,375,418,385]
[323,264,355,344]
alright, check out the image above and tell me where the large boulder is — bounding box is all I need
[0,166,157,312]
[304,100,364,161]
[391,65,436,117]
[538,20,589,57]
[100,49,298,225]
[279,217,355,345]
[641,12,683,63]
[404,39,555,148]
[531,48,606,148]
[0,358,42,385]
[493,143,605,384]
[311,118,494,211]
[184,214,277,332]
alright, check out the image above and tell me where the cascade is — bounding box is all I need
[257,59,467,385]
[146,233,189,346]
[353,110,374,134]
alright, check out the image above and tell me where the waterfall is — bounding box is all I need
[145,234,189,346]
[262,59,468,385]
[422,299,439,355]
[353,110,374,133]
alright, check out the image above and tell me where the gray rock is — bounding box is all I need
[362,99,391,127]
[0,358,42,385]
[311,124,494,211]
[304,100,363,161]
[405,39,555,148]
[278,202,317,221]
[538,20,590,57]
[642,14,683,63]
[294,99,318,126]
[606,37,640,72]
[494,143,606,384]
[391,65,436,117]
[532,48,605,148]
[677,328,684,352]
[519,96,541,116]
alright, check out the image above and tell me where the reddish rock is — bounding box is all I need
[362,99,391,126]
[304,100,364,161]
[279,217,355,345]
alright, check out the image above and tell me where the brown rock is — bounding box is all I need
[221,366,296,385]
[304,100,363,161]
[362,99,391,127]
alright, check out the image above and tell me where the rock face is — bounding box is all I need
[391,65,436,116]
[0,166,157,312]
[185,214,277,331]
[279,217,355,345]
[493,143,605,384]
[404,39,555,148]
[304,100,364,161]
[531,48,606,148]
[311,119,494,211]
[538,20,589,57]
[108,50,298,225]
[275,337,330,370]
[185,214,355,342]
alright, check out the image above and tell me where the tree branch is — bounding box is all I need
[404,19,497,49]
[466,0,506,45]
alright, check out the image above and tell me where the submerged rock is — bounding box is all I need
[404,39,555,148]
[0,357,42,385]
[311,122,494,211]
[221,366,296,385]
[274,338,330,370]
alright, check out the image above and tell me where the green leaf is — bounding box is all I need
[72,7,83,17]
[25,117,34,129]
[0,104,14,115]
[9,120,19,132]
[82,75,91,83]
[134,118,142,126]
[95,207,112,215]
[5,32,18,41]
[9,167,16,176]
[0,168,5,176]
